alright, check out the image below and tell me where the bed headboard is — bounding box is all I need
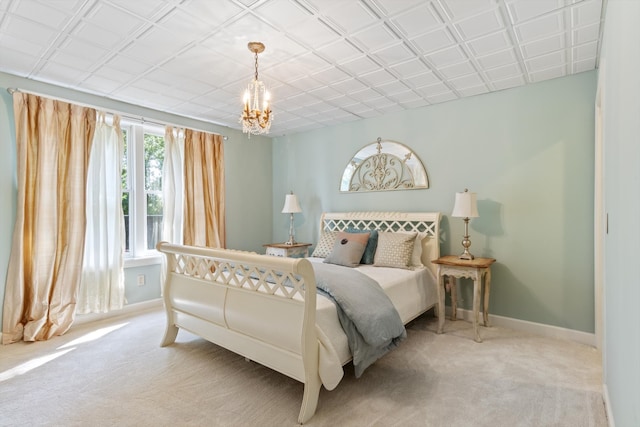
[319,212,441,277]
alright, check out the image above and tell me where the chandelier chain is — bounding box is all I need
[254,51,260,81]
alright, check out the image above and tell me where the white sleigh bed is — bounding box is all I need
[157,211,441,423]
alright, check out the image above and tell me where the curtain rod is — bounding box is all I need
[6,87,228,140]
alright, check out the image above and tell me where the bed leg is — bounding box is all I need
[160,322,179,347]
[298,377,321,424]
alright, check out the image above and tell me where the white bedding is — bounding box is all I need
[309,257,437,389]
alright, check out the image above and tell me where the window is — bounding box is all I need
[121,123,165,261]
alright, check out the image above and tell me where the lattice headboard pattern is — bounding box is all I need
[319,212,441,276]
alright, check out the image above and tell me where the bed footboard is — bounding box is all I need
[156,242,320,424]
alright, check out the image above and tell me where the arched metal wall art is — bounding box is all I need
[340,138,429,192]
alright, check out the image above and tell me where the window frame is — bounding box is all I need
[121,121,165,267]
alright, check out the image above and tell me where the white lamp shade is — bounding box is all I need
[282,193,302,214]
[451,190,479,218]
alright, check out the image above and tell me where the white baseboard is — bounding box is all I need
[602,384,615,427]
[77,302,596,346]
[73,298,163,327]
[447,307,597,347]
[5,302,595,348]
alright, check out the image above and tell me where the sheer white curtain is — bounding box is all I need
[163,126,184,245]
[77,113,125,314]
[160,126,184,286]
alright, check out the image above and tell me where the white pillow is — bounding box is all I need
[415,232,429,266]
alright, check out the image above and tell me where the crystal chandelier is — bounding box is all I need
[240,42,272,137]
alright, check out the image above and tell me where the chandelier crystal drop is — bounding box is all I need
[240,42,272,137]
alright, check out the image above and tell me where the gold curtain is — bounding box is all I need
[2,93,96,344]
[182,130,225,248]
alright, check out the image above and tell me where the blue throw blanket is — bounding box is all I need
[312,262,406,378]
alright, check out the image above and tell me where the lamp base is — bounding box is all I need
[459,226,474,260]
[285,213,296,245]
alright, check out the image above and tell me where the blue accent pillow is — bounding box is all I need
[347,228,378,264]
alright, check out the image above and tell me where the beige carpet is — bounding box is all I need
[0,308,607,427]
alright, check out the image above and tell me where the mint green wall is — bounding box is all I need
[599,1,640,425]
[273,71,596,333]
[1,70,598,335]
[0,72,273,332]
[123,265,162,305]
[0,83,15,334]
[0,72,596,336]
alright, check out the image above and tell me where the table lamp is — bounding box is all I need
[451,189,479,260]
[282,191,302,245]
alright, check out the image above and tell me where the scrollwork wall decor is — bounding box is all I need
[340,138,429,192]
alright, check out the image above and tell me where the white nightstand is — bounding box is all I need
[263,242,311,258]
[432,255,496,343]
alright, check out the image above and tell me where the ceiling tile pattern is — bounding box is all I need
[0,0,604,136]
